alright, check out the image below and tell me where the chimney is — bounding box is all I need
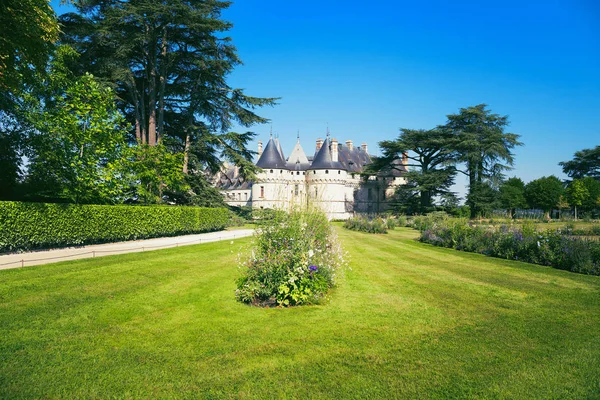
[316,138,324,151]
[361,143,368,153]
[402,151,408,166]
[331,138,338,162]
[258,140,263,157]
[345,140,353,151]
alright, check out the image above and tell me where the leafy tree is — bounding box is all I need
[566,179,589,220]
[59,0,277,190]
[367,128,456,214]
[499,177,526,218]
[466,182,499,218]
[0,0,60,197]
[23,46,129,204]
[445,104,522,218]
[0,0,59,108]
[127,144,188,204]
[559,146,600,180]
[578,177,600,216]
[525,176,564,219]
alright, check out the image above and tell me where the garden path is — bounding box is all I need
[0,229,254,270]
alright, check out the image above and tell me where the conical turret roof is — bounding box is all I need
[256,137,288,169]
[308,137,345,170]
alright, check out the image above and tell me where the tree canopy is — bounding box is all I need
[367,128,457,214]
[444,104,522,218]
[525,176,564,219]
[559,146,600,181]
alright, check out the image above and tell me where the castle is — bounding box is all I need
[214,134,407,219]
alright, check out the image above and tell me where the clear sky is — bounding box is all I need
[51,0,600,199]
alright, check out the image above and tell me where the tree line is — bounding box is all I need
[368,105,600,219]
[1,0,275,206]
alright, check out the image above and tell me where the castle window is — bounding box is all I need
[368,188,372,200]
[260,186,264,198]
[296,171,299,175]
[294,185,299,196]
[303,172,306,175]
[338,171,341,174]
[280,170,283,174]
[245,193,248,201]
[270,169,273,174]
[313,171,316,174]
[315,187,318,197]
[325,170,329,174]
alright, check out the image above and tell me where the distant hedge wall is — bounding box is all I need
[0,202,231,253]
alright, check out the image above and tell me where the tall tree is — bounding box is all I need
[445,104,522,218]
[566,179,589,220]
[499,177,527,219]
[525,176,564,220]
[559,146,600,180]
[59,0,277,184]
[367,128,457,214]
[0,0,59,108]
[22,46,129,204]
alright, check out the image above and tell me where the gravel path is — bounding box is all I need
[0,229,254,270]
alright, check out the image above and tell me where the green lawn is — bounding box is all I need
[1,227,599,399]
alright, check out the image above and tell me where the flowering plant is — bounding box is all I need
[235,207,347,306]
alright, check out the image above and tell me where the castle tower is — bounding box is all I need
[253,136,290,210]
[306,136,349,219]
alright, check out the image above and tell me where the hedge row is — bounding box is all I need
[0,201,231,253]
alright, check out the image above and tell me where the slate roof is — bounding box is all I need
[308,137,345,170]
[256,137,288,169]
[286,139,311,171]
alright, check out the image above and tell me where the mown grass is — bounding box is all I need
[1,227,599,399]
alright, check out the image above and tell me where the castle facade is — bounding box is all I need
[215,135,407,219]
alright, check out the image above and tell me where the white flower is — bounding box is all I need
[308,249,314,258]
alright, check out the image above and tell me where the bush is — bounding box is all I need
[0,201,230,253]
[343,216,389,234]
[418,217,600,276]
[236,207,346,307]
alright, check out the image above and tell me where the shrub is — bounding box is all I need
[236,207,346,307]
[343,216,388,234]
[0,201,230,253]
[418,217,600,276]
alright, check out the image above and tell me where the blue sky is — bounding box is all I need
[51,0,600,198]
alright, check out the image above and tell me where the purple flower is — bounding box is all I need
[309,265,318,272]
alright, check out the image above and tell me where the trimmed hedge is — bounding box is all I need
[0,201,231,253]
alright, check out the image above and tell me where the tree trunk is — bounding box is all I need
[157,28,167,142]
[148,64,157,146]
[183,130,191,174]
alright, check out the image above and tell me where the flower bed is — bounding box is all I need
[235,208,346,307]
[417,217,600,275]
[343,215,396,233]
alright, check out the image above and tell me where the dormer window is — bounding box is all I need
[270,169,273,173]
[325,170,329,174]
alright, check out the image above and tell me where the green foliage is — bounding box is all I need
[444,104,522,218]
[21,46,129,204]
[127,144,188,204]
[525,176,564,216]
[499,177,526,218]
[0,0,59,108]
[236,208,346,307]
[368,128,457,213]
[419,219,600,275]
[343,216,390,234]
[559,146,600,180]
[60,0,277,182]
[0,201,230,253]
